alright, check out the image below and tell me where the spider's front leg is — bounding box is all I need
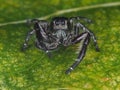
[78,23,100,52]
[21,19,38,51]
[22,29,35,51]
[70,17,99,51]
[65,32,90,74]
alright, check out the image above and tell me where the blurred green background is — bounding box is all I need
[0,0,120,90]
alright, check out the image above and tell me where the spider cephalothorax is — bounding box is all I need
[52,17,69,30]
[51,17,69,44]
[22,16,100,74]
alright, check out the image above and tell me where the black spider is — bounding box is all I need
[22,16,100,74]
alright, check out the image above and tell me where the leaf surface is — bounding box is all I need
[0,0,120,89]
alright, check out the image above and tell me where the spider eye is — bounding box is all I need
[53,20,68,30]
[55,20,65,25]
[61,22,65,25]
[55,21,62,25]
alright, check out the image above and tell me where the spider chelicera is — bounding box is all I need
[22,16,100,74]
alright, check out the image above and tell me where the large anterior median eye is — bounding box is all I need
[55,21,65,25]
[55,22,59,25]
[53,20,68,30]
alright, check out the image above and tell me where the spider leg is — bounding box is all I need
[70,16,92,23]
[74,25,79,36]
[35,39,52,57]
[77,23,100,52]
[22,29,35,51]
[89,31,100,51]
[65,32,90,74]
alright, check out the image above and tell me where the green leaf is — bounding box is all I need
[0,1,120,90]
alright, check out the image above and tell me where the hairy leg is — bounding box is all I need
[65,32,90,74]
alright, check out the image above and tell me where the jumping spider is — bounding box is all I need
[22,16,100,74]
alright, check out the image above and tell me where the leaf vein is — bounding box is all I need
[0,2,120,27]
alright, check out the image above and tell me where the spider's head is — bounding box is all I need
[52,17,68,30]
[51,17,70,43]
